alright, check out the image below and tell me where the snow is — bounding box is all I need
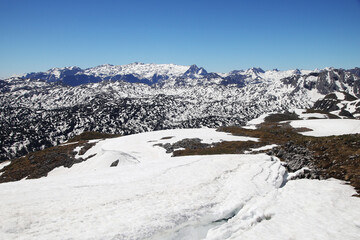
[50,128,258,175]
[289,119,360,136]
[335,92,345,100]
[292,108,328,119]
[243,113,273,129]
[308,88,325,102]
[0,128,359,239]
[244,144,278,154]
[207,178,360,240]
[0,161,10,171]
[0,161,11,176]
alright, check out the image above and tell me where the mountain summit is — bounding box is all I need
[183,64,208,78]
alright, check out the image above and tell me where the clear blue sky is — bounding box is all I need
[0,0,359,78]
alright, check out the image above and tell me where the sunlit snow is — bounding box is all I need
[0,128,359,239]
[290,119,360,137]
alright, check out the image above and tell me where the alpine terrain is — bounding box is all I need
[0,63,360,239]
[1,63,359,161]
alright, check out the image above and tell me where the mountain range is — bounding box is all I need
[1,63,359,161]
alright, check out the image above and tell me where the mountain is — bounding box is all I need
[0,64,359,161]
[20,63,310,87]
[183,64,208,78]
[23,63,190,86]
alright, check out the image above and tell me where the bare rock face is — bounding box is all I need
[110,160,119,167]
[268,141,321,179]
[313,94,340,112]
[311,92,359,119]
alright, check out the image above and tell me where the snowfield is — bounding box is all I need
[289,119,360,137]
[0,128,359,239]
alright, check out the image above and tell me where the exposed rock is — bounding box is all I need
[339,109,355,118]
[268,141,320,179]
[110,160,119,167]
[313,97,340,112]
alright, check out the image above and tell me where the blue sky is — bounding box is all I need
[0,0,359,78]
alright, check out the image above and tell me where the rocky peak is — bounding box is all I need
[183,64,208,77]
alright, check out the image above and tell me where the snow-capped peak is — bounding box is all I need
[246,67,265,74]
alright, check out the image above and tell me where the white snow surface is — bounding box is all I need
[243,113,273,129]
[0,128,359,239]
[290,119,360,136]
[244,144,278,154]
[0,161,10,171]
[50,128,257,175]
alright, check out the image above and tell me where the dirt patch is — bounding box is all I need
[155,138,210,154]
[173,140,261,157]
[68,131,121,143]
[264,112,300,122]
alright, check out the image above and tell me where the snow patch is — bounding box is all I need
[290,119,360,136]
[244,113,274,129]
[0,161,11,171]
[244,144,278,154]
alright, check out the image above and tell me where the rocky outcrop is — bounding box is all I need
[268,141,321,179]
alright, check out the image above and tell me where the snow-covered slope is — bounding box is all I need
[289,119,360,137]
[0,128,359,240]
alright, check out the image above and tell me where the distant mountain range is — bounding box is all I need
[18,63,317,86]
[1,63,359,161]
